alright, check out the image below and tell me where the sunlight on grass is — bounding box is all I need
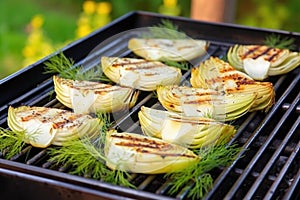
[1,0,299,80]
[0,0,186,80]
[0,0,79,79]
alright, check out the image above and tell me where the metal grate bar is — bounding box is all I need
[137,175,156,190]
[205,71,300,200]
[264,116,300,199]
[282,161,300,200]
[1,12,300,199]
[26,149,48,165]
[244,103,300,199]
[224,81,300,199]
[204,113,257,199]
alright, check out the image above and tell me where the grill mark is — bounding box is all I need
[71,80,111,88]
[194,90,219,96]
[171,88,219,96]
[115,141,197,159]
[169,104,175,108]
[51,114,87,129]
[110,58,168,70]
[112,60,149,67]
[205,77,223,85]
[267,48,283,61]
[217,63,236,74]
[179,92,218,97]
[94,87,130,95]
[135,148,197,159]
[171,118,213,125]
[58,77,130,93]
[205,73,255,87]
[117,141,170,150]
[57,76,113,90]
[252,47,273,59]
[241,46,283,62]
[20,107,55,122]
[219,67,235,74]
[52,119,70,129]
[241,46,260,59]
[18,107,88,129]
[177,45,195,50]
[111,134,169,148]
[124,64,163,71]
[143,73,159,76]
[110,134,197,159]
[56,75,136,106]
[111,58,165,68]
[75,81,111,87]
[184,99,214,104]
[73,85,125,92]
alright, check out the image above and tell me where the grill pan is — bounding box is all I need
[0,11,300,200]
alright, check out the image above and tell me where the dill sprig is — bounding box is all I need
[141,20,194,70]
[165,142,242,199]
[143,19,188,39]
[47,112,135,188]
[220,54,228,62]
[264,34,296,50]
[163,60,191,71]
[44,52,110,82]
[0,127,26,159]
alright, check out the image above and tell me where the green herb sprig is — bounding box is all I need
[143,19,187,39]
[142,20,195,71]
[166,142,242,199]
[264,34,296,50]
[163,60,191,71]
[0,127,26,159]
[48,136,134,187]
[47,112,135,188]
[44,52,110,82]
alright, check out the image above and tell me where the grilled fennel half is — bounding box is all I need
[190,57,275,112]
[104,129,199,174]
[138,106,236,148]
[227,44,300,80]
[101,56,182,91]
[7,106,102,148]
[53,75,139,114]
[128,38,209,62]
[156,85,256,121]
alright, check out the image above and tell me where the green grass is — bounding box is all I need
[0,0,192,79]
[0,0,81,79]
[2,0,299,80]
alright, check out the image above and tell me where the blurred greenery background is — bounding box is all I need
[1,0,300,79]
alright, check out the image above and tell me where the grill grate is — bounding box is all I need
[0,11,300,200]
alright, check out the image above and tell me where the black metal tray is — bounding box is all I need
[1,11,300,200]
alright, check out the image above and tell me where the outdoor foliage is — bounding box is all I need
[1,0,300,79]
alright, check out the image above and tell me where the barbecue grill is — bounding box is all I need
[0,11,300,200]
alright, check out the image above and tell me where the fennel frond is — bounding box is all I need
[44,52,109,82]
[162,60,191,71]
[143,19,187,39]
[165,141,242,199]
[47,112,135,188]
[264,34,296,50]
[0,127,26,159]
